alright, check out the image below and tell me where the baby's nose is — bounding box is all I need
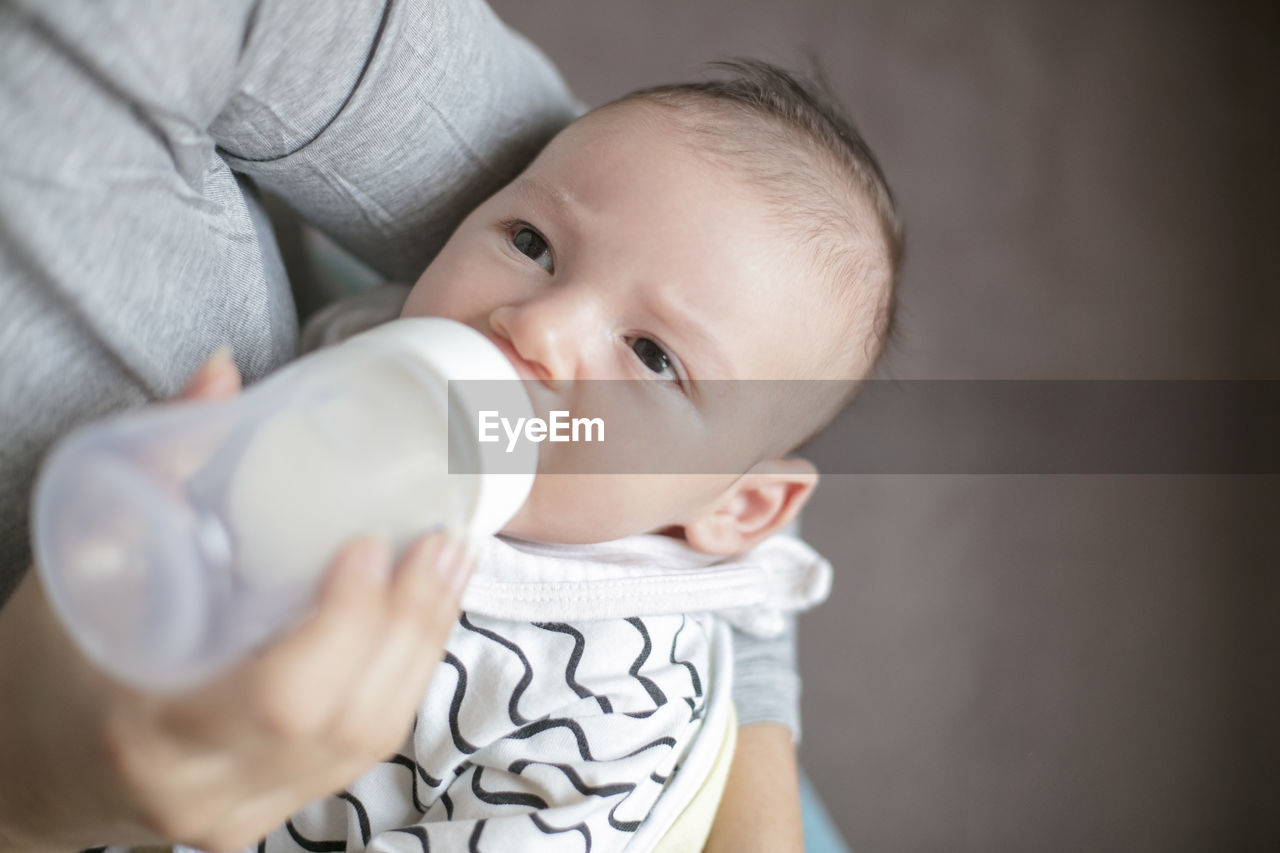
[488,304,577,388]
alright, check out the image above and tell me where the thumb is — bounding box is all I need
[179,345,242,401]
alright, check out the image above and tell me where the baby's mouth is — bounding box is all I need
[489,335,537,381]
[487,334,556,419]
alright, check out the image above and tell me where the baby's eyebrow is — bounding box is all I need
[647,283,733,381]
[512,177,580,231]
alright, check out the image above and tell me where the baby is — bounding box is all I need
[251,60,901,852]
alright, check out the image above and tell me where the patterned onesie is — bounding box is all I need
[236,532,830,852]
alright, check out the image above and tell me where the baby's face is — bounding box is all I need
[402,102,835,544]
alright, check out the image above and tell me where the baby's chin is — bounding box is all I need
[496,510,685,546]
[495,470,741,549]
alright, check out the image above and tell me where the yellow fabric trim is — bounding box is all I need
[651,703,739,853]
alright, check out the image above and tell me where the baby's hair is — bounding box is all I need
[614,59,904,450]
[616,59,903,378]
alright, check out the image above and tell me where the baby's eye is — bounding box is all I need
[512,226,554,273]
[630,337,678,383]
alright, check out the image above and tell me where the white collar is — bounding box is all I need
[461,533,831,636]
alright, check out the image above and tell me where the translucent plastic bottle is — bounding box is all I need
[32,318,536,691]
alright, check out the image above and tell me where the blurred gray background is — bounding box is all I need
[483,1,1279,850]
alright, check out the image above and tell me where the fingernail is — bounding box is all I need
[208,343,235,367]
[434,537,473,596]
[195,344,235,381]
[189,344,235,389]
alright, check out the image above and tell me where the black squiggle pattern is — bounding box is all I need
[468,765,550,809]
[670,615,703,697]
[506,717,597,761]
[508,759,641,832]
[460,614,535,725]
[625,618,667,708]
[530,812,593,852]
[387,825,431,851]
[534,622,613,713]
[440,788,455,820]
[387,754,428,812]
[390,752,444,788]
[508,759,631,798]
[284,819,344,852]
[265,614,710,851]
[337,791,371,846]
[468,819,487,852]
[442,652,480,754]
[683,695,709,723]
[506,716,677,762]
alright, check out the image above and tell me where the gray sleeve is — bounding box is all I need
[0,0,578,602]
[0,1,292,602]
[732,616,803,742]
[213,0,580,282]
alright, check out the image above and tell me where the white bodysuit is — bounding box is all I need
[232,533,830,852]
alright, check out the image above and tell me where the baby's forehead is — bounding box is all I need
[524,101,877,380]
[537,99,784,194]
[520,106,792,247]
[557,101,886,260]
[533,102,842,235]
[534,103,718,183]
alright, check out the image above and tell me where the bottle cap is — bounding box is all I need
[345,318,537,538]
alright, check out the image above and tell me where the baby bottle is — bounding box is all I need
[32,318,536,691]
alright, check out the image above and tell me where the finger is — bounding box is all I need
[390,533,472,629]
[335,534,471,744]
[177,345,242,401]
[142,540,470,845]
[245,537,395,735]
[135,347,243,482]
[204,742,402,851]
[195,784,330,852]
[385,536,474,711]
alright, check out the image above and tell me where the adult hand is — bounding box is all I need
[0,351,473,852]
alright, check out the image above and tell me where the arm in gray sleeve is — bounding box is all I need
[212,0,580,283]
[731,616,803,742]
[0,0,579,602]
[1,0,280,602]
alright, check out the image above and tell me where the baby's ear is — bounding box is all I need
[683,458,818,555]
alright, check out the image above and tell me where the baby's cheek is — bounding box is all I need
[401,276,462,321]
[398,278,438,318]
